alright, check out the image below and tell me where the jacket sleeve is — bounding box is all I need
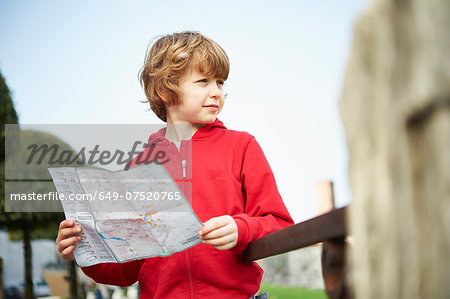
[80,259,144,287]
[230,136,294,255]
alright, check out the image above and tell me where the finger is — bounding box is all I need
[56,221,80,238]
[64,226,82,236]
[57,226,82,244]
[199,216,231,236]
[59,220,74,230]
[203,234,235,247]
[61,244,76,258]
[57,235,82,253]
[59,235,82,248]
[57,220,75,243]
[201,225,233,240]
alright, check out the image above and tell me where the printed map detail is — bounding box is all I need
[48,165,202,267]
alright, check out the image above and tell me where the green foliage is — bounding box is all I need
[258,283,329,299]
[0,71,19,161]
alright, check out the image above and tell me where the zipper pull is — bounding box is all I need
[181,160,187,178]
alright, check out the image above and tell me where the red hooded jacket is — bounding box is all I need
[81,119,294,298]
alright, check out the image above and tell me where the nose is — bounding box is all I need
[208,82,222,98]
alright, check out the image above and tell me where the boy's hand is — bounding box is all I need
[56,220,82,261]
[198,215,238,250]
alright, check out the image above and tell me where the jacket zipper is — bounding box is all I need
[179,142,193,298]
[181,159,187,178]
[186,250,194,299]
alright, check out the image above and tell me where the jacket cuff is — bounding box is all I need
[230,215,251,255]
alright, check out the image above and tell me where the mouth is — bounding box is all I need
[203,104,219,109]
[203,104,219,112]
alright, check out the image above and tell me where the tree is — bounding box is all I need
[1,69,20,298]
[0,71,82,299]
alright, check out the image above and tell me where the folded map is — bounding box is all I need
[48,164,202,267]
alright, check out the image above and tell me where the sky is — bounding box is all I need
[1,0,369,222]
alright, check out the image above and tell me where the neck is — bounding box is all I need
[165,123,204,142]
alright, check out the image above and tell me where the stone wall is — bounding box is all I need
[260,245,324,290]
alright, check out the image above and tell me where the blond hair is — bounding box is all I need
[139,31,230,122]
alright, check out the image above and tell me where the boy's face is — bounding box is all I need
[166,69,225,128]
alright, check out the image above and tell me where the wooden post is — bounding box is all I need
[314,181,352,299]
[315,181,335,216]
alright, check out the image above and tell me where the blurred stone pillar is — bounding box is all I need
[339,0,450,298]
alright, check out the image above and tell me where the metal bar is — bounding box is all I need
[243,206,347,262]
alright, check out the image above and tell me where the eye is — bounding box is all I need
[217,80,225,85]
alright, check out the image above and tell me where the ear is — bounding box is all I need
[156,84,169,103]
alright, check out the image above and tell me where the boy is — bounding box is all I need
[56,31,293,298]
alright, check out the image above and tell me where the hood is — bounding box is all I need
[192,118,226,140]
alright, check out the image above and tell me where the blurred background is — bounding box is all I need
[1,0,369,298]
